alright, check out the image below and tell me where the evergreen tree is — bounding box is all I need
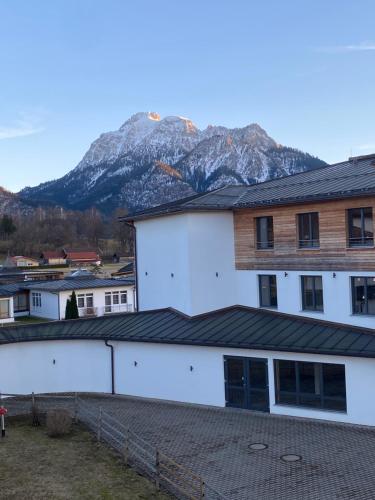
[70,291,79,319]
[0,215,16,240]
[65,298,72,320]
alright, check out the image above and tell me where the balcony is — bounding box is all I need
[78,304,134,318]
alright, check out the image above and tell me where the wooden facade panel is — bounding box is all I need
[234,196,375,271]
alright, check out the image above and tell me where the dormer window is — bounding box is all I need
[256,216,274,249]
[347,207,374,247]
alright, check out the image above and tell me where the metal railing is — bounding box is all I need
[78,304,134,317]
[1,393,225,500]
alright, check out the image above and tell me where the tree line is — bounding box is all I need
[0,207,134,258]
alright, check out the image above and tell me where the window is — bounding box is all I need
[105,291,128,313]
[32,292,41,308]
[301,276,323,311]
[14,294,28,312]
[347,207,374,247]
[298,212,319,248]
[259,275,277,308]
[77,293,94,309]
[0,299,10,319]
[256,216,274,249]
[274,360,346,412]
[351,277,375,315]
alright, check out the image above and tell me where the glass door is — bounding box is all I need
[224,357,246,408]
[224,356,269,412]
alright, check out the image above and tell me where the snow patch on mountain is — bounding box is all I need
[20,112,327,214]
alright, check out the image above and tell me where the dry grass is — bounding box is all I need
[0,417,169,499]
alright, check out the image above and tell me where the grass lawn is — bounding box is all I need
[0,418,168,499]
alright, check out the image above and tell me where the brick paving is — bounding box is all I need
[76,395,375,500]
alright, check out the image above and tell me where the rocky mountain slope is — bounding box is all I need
[0,187,35,216]
[20,112,327,214]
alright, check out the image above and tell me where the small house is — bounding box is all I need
[24,274,136,320]
[63,249,101,266]
[40,251,67,266]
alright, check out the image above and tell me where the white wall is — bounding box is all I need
[28,286,136,320]
[236,270,375,329]
[136,212,236,315]
[30,291,59,320]
[0,340,111,395]
[1,338,375,426]
[135,210,375,328]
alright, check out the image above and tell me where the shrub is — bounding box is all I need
[46,409,72,437]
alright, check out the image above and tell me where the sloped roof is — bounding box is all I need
[1,305,375,359]
[64,250,100,260]
[123,154,375,221]
[23,277,135,293]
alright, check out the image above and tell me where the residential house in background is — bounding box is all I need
[24,273,135,320]
[0,283,29,318]
[63,249,101,266]
[0,268,64,283]
[0,287,14,324]
[4,255,39,268]
[40,251,67,266]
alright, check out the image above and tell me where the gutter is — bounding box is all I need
[104,340,115,394]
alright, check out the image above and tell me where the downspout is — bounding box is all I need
[104,340,115,395]
[122,221,139,312]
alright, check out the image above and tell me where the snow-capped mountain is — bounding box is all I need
[20,112,327,213]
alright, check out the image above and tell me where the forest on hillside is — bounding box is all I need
[0,207,134,259]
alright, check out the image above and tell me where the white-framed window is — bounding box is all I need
[77,293,94,309]
[105,290,127,312]
[32,292,42,308]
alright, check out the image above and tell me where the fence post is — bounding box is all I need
[155,449,160,491]
[97,407,102,442]
[123,429,130,467]
[200,478,205,499]
[74,392,78,423]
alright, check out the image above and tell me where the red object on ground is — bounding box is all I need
[0,407,7,416]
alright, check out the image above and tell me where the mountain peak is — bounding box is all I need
[120,111,160,130]
[20,112,327,214]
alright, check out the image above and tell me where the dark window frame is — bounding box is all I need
[351,276,375,315]
[256,216,274,250]
[274,360,347,412]
[347,207,374,247]
[297,212,320,248]
[258,274,278,308]
[301,275,324,311]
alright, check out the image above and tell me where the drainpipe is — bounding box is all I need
[122,221,139,312]
[104,340,115,395]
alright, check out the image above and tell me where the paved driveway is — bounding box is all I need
[78,395,375,500]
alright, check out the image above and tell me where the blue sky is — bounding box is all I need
[1,0,374,191]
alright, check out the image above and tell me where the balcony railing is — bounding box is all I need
[78,304,134,317]
[104,304,134,314]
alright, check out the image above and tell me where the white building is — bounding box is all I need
[24,275,136,320]
[2,154,375,427]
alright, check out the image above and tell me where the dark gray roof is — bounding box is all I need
[0,283,26,297]
[113,262,134,274]
[1,305,375,358]
[123,154,375,221]
[23,277,135,293]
